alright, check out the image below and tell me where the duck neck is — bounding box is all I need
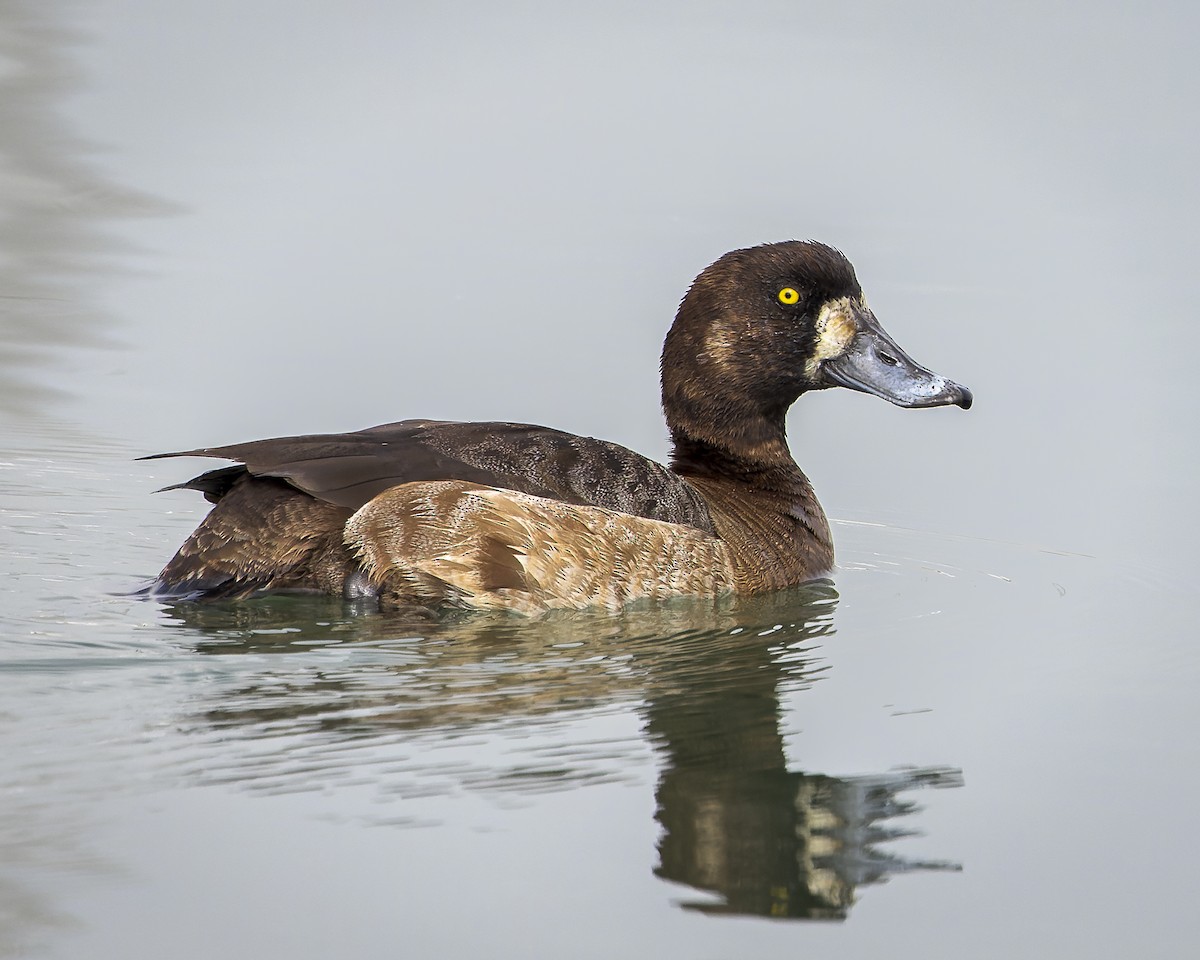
[666,403,800,484]
[666,399,834,590]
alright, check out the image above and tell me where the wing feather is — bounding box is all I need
[145,419,716,533]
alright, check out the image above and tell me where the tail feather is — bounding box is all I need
[154,474,355,598]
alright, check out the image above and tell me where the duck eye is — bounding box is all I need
[777,287,800,305]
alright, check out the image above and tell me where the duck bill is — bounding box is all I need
[820,311,973,409]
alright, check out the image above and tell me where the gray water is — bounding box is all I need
[2,1,1198,957]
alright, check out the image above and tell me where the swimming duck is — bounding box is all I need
[146,241,971,613]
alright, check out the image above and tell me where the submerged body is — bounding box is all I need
[148,241,971,612]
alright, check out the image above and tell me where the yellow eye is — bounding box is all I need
[778,287,800,305]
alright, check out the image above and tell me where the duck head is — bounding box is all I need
[662,241,971,461]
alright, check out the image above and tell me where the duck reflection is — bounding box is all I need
[652,706,961,919]
[160,581,961,919]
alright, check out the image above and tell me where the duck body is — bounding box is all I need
[148,241,971,612]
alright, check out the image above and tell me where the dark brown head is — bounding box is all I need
[661,241,971,466]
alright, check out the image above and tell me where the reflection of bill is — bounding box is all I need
[655,765,963,919]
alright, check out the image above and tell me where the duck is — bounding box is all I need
[145,241,971,613]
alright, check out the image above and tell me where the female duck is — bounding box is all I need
[148,241,971,612]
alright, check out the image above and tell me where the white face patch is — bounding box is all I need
[805,296,863,378]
